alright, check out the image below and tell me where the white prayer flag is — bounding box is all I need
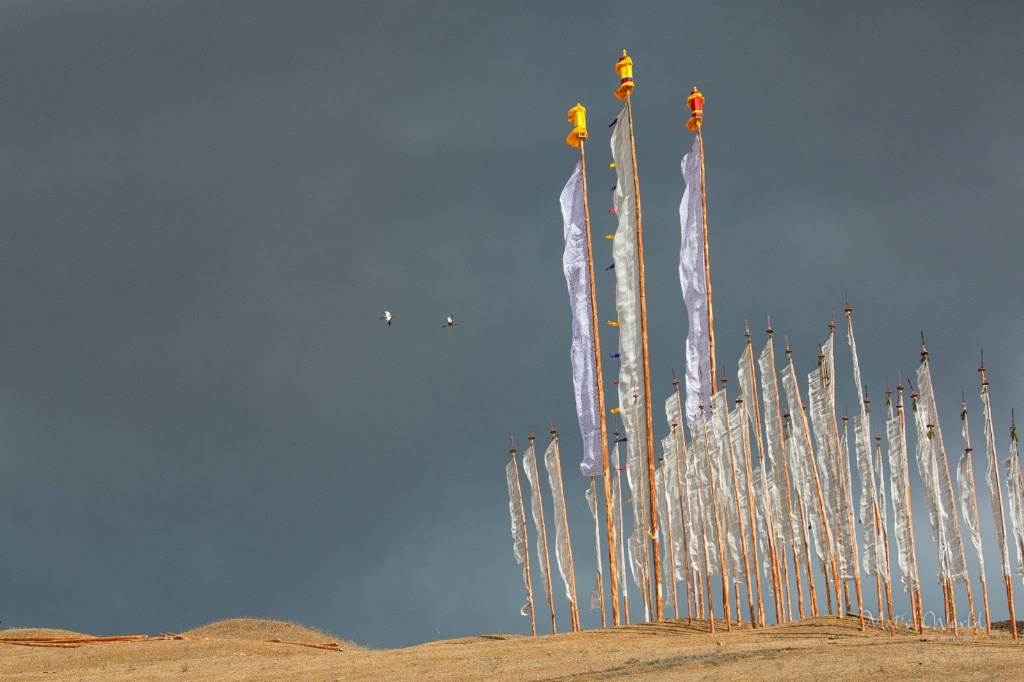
[678,135,711,424]
[561,162,602,477]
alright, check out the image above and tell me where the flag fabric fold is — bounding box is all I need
[610,106,650,530]
[586,481,604,611]
[561,162,602,477]
[1004,437,1024,577]
[506,458,533,616]
[981,382,1013,578]
[523,443,553,612]
[678,135,711,424]
[886,412,918,593]
[544,438,578,603]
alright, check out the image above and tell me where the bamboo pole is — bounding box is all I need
[920,344,972,636]
[897,382,925,634]
[696,127,716,392]
[960,400,986,634]
[875,437,896,635]
[631,396,652,620]
[550,430,581,631]
[526,434,558,634]
[979,363,1017,639]
[788,348,842,618]
[700,407,731,630]
[659,456,679,618]
[670,379,695,623]
[736,392,763,627]
[591,477,607,628]
[620,93,663,623]
[744,329,781,625]
[795,487,819,618]
[766,326,803,621]
[510,441,537,636]
[743,414,767,628]
[1006,575,1018,640]
[720,379,756,626]
[839,413,867,630]
[578,138,620,627]
[613,425,632,626]
[691,421,715,631]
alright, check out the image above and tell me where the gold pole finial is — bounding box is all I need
[614,51,634,100]
[566,103,588,148]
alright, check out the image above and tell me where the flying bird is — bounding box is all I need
[380,311,393,326]
[443,314,457,328]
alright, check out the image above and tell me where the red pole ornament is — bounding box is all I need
[686,87,704,131]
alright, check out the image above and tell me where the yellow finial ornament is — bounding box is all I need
[566,103,588,148]
[686,87,704,131]
[614,50,634,100]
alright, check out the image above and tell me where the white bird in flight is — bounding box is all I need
[380,310,393,326]
[443,314,457,328]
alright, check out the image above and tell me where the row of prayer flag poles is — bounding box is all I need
[506,49,1023,640]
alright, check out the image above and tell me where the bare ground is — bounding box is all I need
[0,615,1020,681]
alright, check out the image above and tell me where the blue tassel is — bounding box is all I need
[610,185,616,191]
[609,353,620,358]
[615,437,627,443]
[605,263,614,271]
[609,117,618,127]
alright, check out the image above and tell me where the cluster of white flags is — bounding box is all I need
[509,121,1024,634]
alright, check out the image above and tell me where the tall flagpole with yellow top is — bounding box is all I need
[614,50,664,622]
[566,104,621,627]
[685,87,717,393]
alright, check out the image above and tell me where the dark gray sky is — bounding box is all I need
[0,2,1021,647]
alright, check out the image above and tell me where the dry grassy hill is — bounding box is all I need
[0,615,1021,680]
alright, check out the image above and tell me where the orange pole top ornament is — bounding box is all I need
[614,50,634,100]
[686,87,704,131]
[566,103,588,148]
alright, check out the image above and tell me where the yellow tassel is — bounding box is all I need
[605,234,615,239]
[609,162,616,168]
[607,320,619,327]
[611,407,621,414]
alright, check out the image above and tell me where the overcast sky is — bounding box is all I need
[0,2,1021,647]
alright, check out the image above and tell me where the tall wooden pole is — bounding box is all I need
[738,397,766,627]
[591,477,607,628]
[511,441,537,637]
[788,348,842,618]
[577,132,620,627]
[613,424,632,625]
[696,127,716,393]
[897,382,925,634]
[632,396,653,619]
[838,412,867,630]
[550,430,581,631]
[670,378,695,623]
[720,379,755,626]
[527,434,557,634]
[745,329,783,625]
[658,456,679,618]
[767,326,803,621]
[875,436,896,635]
[960,400,987,634]
[620,93,663,622]
[979,363,1017,640]
[700,407,730,630]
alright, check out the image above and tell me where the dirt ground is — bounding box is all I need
[1,615,1021,681]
